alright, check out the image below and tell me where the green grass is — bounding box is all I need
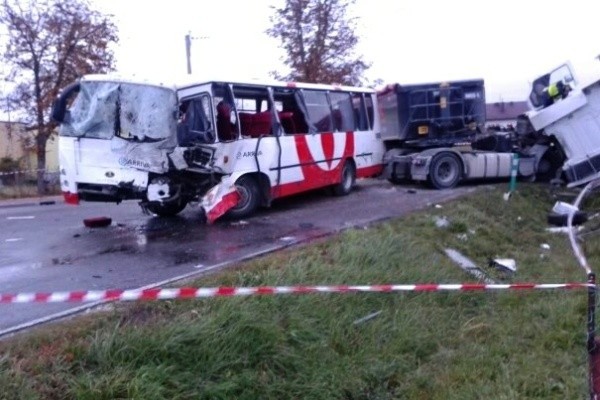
[1,183,598,399]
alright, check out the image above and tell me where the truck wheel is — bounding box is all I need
[227,175,260,219]
[536,148,564,182]
[333,161,356,196]
[145,200,188,217]
[429,153,462,189]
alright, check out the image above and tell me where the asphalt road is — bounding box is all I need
[0,178,479,337]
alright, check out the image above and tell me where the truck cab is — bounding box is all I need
[518,61,600,187]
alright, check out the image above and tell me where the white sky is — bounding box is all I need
[5,0,600,106]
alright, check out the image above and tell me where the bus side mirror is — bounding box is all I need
[51,82,80,123]
[51,98,67,123]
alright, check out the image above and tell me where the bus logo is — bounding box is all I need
[118,157,151,169]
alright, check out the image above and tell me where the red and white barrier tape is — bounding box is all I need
[0,283,593,304]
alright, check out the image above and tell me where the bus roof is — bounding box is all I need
[80,74,375,94]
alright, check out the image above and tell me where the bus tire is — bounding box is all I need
[145,200,188,217]
[333,161,356,196]
[227,175,260,219]
[429,152,462,189]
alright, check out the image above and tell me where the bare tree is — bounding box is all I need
[0,0,118,194]
[267,0,369,86]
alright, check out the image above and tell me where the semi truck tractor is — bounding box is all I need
[379,61,600,189]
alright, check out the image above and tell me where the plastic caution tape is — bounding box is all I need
[0,283,593,304]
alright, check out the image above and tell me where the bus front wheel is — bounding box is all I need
[227,175,260,219]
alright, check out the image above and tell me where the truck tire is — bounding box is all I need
[429,153,462,189]
[536,148,564,182]
[145,200,188,217]
[333,161,356,196]
[227,175,260,219]
[547,211,588,227]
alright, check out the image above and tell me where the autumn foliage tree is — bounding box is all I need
[0,0,118,194]
[267,0,369,86]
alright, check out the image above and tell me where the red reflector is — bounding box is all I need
[63,191,80,205]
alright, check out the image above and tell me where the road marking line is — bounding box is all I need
[5,238,23,242]
[7,216,35,220]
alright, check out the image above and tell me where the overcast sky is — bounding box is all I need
[5,0,600,107]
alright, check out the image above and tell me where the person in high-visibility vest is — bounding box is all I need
[543,81,569,107]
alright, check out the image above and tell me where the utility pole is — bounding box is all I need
[184,33,208,75]
[185,33,192,75]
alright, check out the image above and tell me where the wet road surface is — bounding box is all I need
[0,178,480,337]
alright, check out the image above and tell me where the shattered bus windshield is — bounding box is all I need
[59,81,178,142]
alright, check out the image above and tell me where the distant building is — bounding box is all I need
[485,101,529,130]
[0,121,58,172]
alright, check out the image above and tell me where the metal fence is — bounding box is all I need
[0,169,60,198]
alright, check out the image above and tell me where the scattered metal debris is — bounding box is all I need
[231,220,249,226]
[444,248,495,283]
[546,226,582,234]
[489,258,517,273]
[435,216,449,228]
[353,310,382,325]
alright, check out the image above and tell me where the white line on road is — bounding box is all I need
[5,238,23,242]
[7,216,35,220]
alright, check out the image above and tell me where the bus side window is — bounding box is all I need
[233,85,273,138]
[273,88,308,134]
[365,94,375,130]
[329,92,355,132]
[177,95,214,146]
[212,83,240,141]
[352,93,368,131]
[303,90,332,133]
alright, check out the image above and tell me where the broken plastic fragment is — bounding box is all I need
[552,201,579,215]
[435,216,449,228]
[202,179,241,224]
[490,258,517,272]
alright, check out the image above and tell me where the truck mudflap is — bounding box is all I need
[201,176,241,224]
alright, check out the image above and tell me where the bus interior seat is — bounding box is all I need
[278,111,296,133]
[239,111,272,138]
[216,101,234,141]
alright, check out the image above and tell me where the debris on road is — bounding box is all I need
[83,217,112,228]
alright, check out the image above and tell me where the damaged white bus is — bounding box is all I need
[52,76,384,223]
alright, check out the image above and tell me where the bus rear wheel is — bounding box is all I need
[333,161,356,196]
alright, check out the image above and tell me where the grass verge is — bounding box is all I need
[1,183,599,399]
